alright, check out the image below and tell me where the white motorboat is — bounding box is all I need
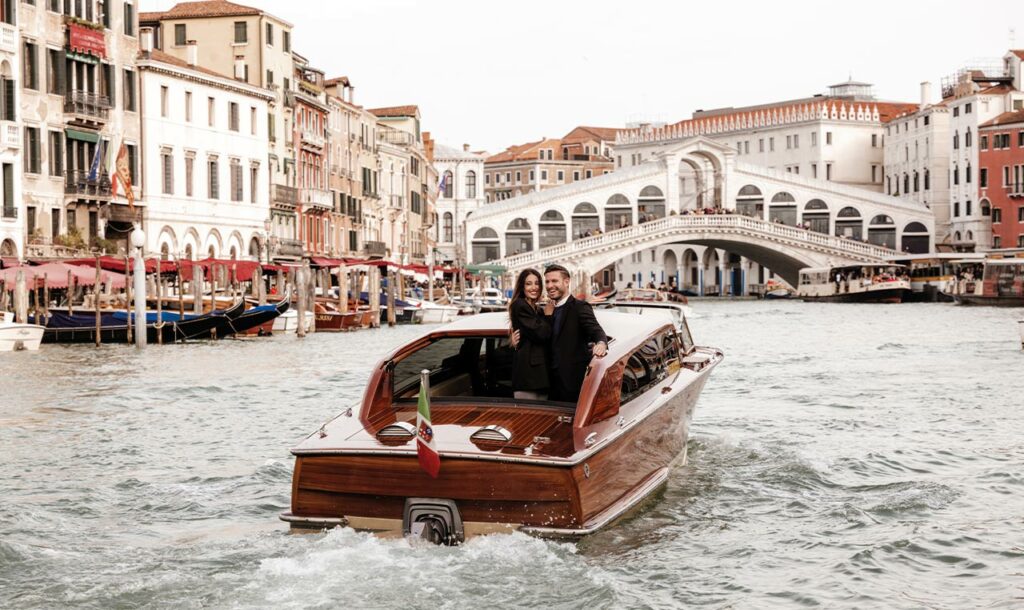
[404,298,461,324]
[0,312,44,352]
[273,308,314,334]
[453,287,508,313]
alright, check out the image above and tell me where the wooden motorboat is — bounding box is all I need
[598,300,695,347]
[797,264,910,303]
[282,310,722,543]
[0,312,44,352]
[314,302,358,332]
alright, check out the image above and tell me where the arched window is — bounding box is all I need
[505,218,533,254]
[913,171,919,192]
[924,169,930,190]
[442,171,453,198]
[966,164,972,184]
[902,221,930,253]
[867,215,896,248]
[465,170,476,198]
[769,192,797,225]
[965,128,972,147]
[249,237,260,258]
[737,185,764,218]
[835,206,863,240]
[980,199,991,216]
[638,185,665,221]
[184,244,194,260]
[771,192,795,203]
[443,212,453,243]
[803,199,829,233]
[605,193,632,229]
[903,173,909,194]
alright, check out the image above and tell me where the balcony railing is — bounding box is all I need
[274,237,304,257]
[65,169,112,198]
[64,90,111,121]
[300,188,332,209]
[1006,183,1024,197]
[377,128,413,146]
[0,120,19,150]
[300,128,325,148]
[1,206,16,219]
[0,23,16,55]
[272,183,298,206]
[364,240,386,259]
[387,194,403,208]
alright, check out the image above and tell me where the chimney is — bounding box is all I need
[920,81,932,107]
[348,85,355,105]
[234,56,245,81]
[463,143,470,152]
[186,40,198,66]
[140,27,154,54]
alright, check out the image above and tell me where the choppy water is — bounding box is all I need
[2,301,1023,609]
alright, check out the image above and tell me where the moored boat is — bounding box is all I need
[946,258,1024,306]
[281,310,722,543]
[0,312,44,352]
[797,264,911,303]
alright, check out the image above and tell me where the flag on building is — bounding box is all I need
[86,139,104,182]
[110,140,135,211]
[416,378,440,478]
[436,171,447,196]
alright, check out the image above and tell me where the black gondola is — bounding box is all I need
[37,300,245,344]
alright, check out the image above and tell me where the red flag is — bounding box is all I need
[416,379,440,478]
[111,141,135,211]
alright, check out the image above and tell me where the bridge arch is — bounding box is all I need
[663,249,678,285]
[605,194,632,230]
[539,210,567,248]
[572,202,599,238]
[769,192,797,225]
[157,225,178,258]
[803,199,829,234]
[835,206,863,240]
[471,227,500,262]
[638,185,666,222]
[736,184,764,218]
[867,214,896,249]
[505,218,533,256]
[681,248,699,288]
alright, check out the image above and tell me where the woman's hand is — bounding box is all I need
[543,300,554,316]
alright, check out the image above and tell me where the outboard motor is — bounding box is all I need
[402,498,464,546]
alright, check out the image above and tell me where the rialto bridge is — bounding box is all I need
[463,137,935,290]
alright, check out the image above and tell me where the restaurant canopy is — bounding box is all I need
[0,262,126,289]
[178,258,263,282]
[63,256,178,274]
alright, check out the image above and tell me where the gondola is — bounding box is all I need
[36,299,244,344]
[225,300,290,336]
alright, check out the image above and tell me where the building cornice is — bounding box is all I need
[137,59,275,102]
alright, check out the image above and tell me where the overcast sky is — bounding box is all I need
[143,0,1023,153]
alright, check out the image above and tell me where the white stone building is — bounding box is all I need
[613,80,917,192]
[136,43,272,260]
[943,53,1024,250]
[376,133,407,263]
[432,143,485,266]
[883,82,952,245]
[0,10,20,259]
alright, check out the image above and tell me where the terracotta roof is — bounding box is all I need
[368,105,419,118]
[161,1,261,19]
[324,76,350,87]
[486,138,561,164]
[976,84,1014,96]
[1012,50,1024,60]
[140,48,237,82]
[138,11,166,22]
[979,109,1024,128]
[561,125,623,144]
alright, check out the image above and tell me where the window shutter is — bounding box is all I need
[3,164,14,208]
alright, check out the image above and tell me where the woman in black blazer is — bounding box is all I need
[508,268,553,400]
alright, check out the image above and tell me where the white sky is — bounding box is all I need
[142,0,1024,153]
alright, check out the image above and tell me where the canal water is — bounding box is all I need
[1,301,1022,609]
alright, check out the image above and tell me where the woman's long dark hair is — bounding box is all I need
[508,268,543,316]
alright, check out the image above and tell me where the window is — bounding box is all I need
[185,154,194,197]
[825,163,832,181]
[786,135,791,149]
[953,132,959,149]
[161,150,173,194]
[1019,131,1024,147]
[980,168,988,188]
[953,107,959,117]
[924,169,930,190]
[514,170,521,183]
[793,134,799,148]
[953,202,960,217]
[993,208,1001,223]
[871,165,877,183]
[953,166,959,185]
[265,69,273,87]
[268,111,274,142]
[924,115,930,126]
[993,236,1001,249]
[123,69,136,111]
[769,137,774,152]
[283,30,290,52]
[966,164,972,183]
[1019,207,1024,223]
[160,85,168,117]
[965,102,972,114]
[174,23,186,45]
[265,22,273,46]
[871,134,877,147]
[229,101,239,131]
[744,141,749,154]
[123,2,134,35]
[556,170,564,182]
[48,130,63,176]
[46,48,63,94]
[184,91,192,122]
[22,41,39,90]
[540,170,547,181]
[965,129,972,147]
[981,135,988,150]
[250,165,258,203]
[966,201,972,216]
[126,143,137,184]
[208,157,219,199]
[207,96,215,126]
[573,170,580,181]
[811,132,818,147]
[230,160,242,201]
[758,138,764,153]
[24,127,40,174]
[233,21,247,43]
[250,107,256,135]
[585,169,592,179]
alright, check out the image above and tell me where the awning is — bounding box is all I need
[65,51,100,64]
[64,256,176,274]
[65,128,100,143]
[309,256,344,268]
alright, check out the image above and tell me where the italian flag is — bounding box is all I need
[416,383,440,478]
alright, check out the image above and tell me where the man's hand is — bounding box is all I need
[592,341,607,358]
[543,300,554,316]
[509,329,521,349]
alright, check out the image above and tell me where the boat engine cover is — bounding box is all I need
[402,498,464,546]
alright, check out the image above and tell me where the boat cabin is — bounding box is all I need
[797,263,911,302]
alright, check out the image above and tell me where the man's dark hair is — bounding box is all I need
[544,264,571,279]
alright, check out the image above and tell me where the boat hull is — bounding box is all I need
[800,287,908,304]
[0,324,45,351]
[952,294,1024,307]
[283,366,713,538]
[417,307,460,324]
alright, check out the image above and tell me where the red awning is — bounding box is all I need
[63,256,178,274]
[309,256,345,268]
[0,263,126,289]
[178,258,263,282]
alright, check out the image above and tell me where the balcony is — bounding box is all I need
[0,23,15,55]
[1006,183,1024,198]
[300,188,332,210]
[65,169,112,199]
[387,194,403,208]
[377,128,413,147]
[274,237,304,258]
[64,90,111,124]
[2,205,16,220]
[364,240,386,259]
[284,90,296,109]
[300,128,325,149]
[0,121,18,150]
[272,183,298,208]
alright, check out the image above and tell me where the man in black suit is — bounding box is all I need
[540,264,608,401]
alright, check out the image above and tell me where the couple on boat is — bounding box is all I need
[508,264,608,402]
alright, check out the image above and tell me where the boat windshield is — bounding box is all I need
[390,334,571,405]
